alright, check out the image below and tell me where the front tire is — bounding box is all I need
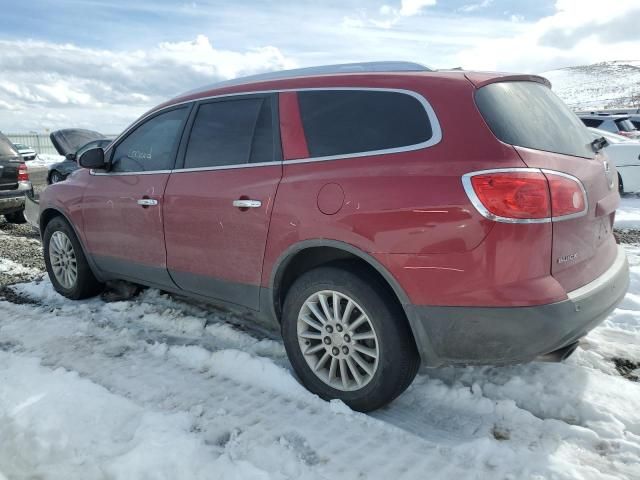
[43,216,103,299]
[4,210,26,224]
[281,265,420,412]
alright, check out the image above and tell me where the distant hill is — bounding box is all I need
[540,60,640,112]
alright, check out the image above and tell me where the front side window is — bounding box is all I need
[297,90,433,158]
[111,108,188,173]
[183,96,274,169]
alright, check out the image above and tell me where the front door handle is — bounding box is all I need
[137,198,158,207]
[232,199,261,209]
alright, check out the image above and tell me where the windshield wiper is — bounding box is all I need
[591,136,609,153]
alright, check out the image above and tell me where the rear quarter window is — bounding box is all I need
[475,81,595,159]
[297,90,434,158]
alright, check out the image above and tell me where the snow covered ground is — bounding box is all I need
[25,154,65,168]
[541,60,640,111]
[0,246,639,478]
[616,197,640,230]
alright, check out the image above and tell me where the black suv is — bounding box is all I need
[0,133,32,223]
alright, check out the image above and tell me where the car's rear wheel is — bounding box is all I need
[43,216,103,299]
[49,170,64,184]
[4,210,26,224]
[281,264,420,412]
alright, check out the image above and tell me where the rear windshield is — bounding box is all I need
[476,81,594,159]
[0,133,19,157]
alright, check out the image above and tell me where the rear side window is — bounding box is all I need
[111,108,188,172]
[297,90,433,158]
[476,82,595,159]
[184,96,274,169]
[581,118,603,128]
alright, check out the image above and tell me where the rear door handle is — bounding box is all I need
[137,198,158,207]
[232,199,261,208]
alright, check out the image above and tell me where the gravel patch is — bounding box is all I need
[614,228,640,245]
[0,218,44,287]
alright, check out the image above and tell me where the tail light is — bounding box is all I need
[462,168,587,223]
[18,163,29,182]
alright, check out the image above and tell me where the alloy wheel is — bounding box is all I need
[49,231,78,289]
[297,290,379,391]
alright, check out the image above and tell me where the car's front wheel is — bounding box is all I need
[281,264,420,412]
[43,216,103,299]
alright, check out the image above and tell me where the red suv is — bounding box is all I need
[39,62,629,411]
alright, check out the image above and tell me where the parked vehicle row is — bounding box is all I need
[35,62,629,411]
[0,133,32,224]
[588,128,640,194]
[579,113,640,139]
[47,129,112,184]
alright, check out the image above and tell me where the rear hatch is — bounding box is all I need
[50,129,106,157]
[474,79,619,293]
[0,133,21,191]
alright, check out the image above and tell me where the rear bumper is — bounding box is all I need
[0,181,31,214]
[407,245,630,366]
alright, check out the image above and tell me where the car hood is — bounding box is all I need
[50,129,106,156]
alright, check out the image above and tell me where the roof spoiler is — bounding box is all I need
[464,72,552,89]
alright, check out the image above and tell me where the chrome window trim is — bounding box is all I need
[93,87,441,176]
[461,167,588,224]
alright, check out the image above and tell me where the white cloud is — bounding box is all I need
[458,0,493,13]
[455,0,640,72]
[399,0,437,17]
[0,35,295,133]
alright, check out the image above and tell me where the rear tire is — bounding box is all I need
[4,210,26,224]
[281,264,420,412]
[43,216,103,299]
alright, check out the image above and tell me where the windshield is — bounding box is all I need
[13,143,28,150]
[615,119,637,132]
[475,81,595,159]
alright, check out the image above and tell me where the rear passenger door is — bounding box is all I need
[163,94,282,309]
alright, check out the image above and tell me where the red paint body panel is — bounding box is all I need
[514,146,619,292]
[163,165,282,307]
[82,173,169,270]
[279,92,309,160]
[39,70,622,317]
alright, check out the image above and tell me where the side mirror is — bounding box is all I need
[78,147,107,170]
[65,153,76,161]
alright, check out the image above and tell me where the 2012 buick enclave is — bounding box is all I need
[38,62,629,411]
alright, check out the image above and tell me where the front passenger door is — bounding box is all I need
[82,106,190,286]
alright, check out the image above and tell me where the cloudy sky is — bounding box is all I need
[1,0,639,132]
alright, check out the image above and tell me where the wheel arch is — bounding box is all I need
[269,239,412,323]
[40,207,105,282]
[268,239,438,363]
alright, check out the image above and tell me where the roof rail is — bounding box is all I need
[181,61,431,96]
